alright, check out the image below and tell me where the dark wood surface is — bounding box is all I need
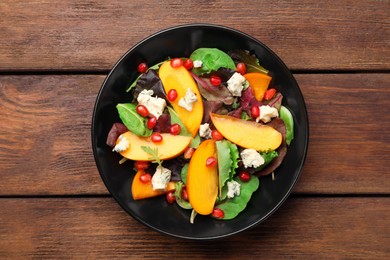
[0,1,389,258]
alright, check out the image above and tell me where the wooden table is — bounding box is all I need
[1,1,389,258]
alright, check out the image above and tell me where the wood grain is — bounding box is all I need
[0,73,388,195]
[0,197,388,259]
[0,0,389,71]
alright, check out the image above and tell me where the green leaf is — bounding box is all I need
[190,48,236,75]
[140,146,162,168]
[255,150,278,171]
[174,182,192,209]
[180,163,189,184]
[228,49,269,75]
[279,105,294,145]
[227,141,239,179]
[116,103,152,136]
[215,176,260,220]
[216,140,232,199]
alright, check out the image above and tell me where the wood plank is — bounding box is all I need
[0,197,388,258]
[0,74,388,195]
[0,0,388,71]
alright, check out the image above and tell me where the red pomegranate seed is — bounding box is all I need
[135,161,149,171]
[137,62,148,73]
[166,191,176,204]
[264,88,276,100]
[210,75,222,86]
[206,156,217,167]
[167,89,178,101]
[139,172,152,183]
[211,130,224,140]
[183,147,195,159]
[150,132,163,143]
[183,59,193,70]
[170,123,181,135]
[211,208,225,219]
[170,58,183,68]
[251,105,260,118]
[236,63,246,75]
[239,171,251,182]
[136,104,149,117]
[147,116,157,129]
[181,187,189,201]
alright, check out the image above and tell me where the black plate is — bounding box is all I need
[92,24,309,240]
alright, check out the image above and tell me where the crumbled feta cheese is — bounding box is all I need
[240,149,265,168]
[227,72,247,97]
[112,134,130,153]
[199,123,212,139]
[151,166,171,191]
[178,88,198,111]
[227,180,241,198]
[256,105,279,123]
[193,60,203,68]
[137,89,166,119]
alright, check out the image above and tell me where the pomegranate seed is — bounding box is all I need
[183,59,193,70]
[167,89,178,101]
[150,132,163,143]
[147,116,157,129]
[135,161,149,171]
[137,62,148,73]
[236,63,246,75]
[251,106,260,118]
[211,208,224,219]
[166,191,176,204]
[210,75,222,86]
[206,156,217,167]
[211,130,224,140]
[239,171,251,182]
[170,58,183,68]
[170,123,181,135]
[181,187,189,201]
[264,88,276,101]
[183,147,195,159]
[136,105,149,117]
[139,172,152,183]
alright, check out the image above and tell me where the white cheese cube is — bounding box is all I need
[240,148,265,168]
[256,105,279,123]
[227,180,241,198]
[137,89,167,119]
[227,72,246,97]
[193,60,203,68]
[199,123,212,139]
[178,88,198,111]
[151,166,172,191]
[112,134,130,153]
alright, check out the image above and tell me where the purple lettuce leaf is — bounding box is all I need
[106,123,128,148]
[133,70,166,99]
[190,71,234,105]
[153,113,171,133]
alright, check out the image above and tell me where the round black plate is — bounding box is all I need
[92,24,309,240]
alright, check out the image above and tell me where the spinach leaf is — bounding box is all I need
[228,49,268,75]
[190,48,236,75]
[116,103,152,136]
[215,176,259,220]
[180,163,188,184]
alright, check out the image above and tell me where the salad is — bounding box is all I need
[106,48,294,223]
